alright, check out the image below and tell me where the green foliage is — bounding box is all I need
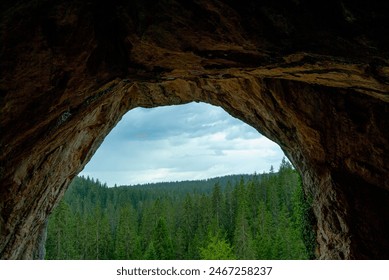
[200,234,236,260]
[45,201,74,259]
[143,241,157,260]
[114,205,140,259]
[151,218,174,260]
[291,176,317,259]
[46,160,316,259]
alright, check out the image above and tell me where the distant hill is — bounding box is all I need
[64,173,265,211]
[115,173,263,192]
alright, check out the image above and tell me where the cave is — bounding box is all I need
[1,0,389,259]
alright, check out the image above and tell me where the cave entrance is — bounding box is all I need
[46,102,315,260]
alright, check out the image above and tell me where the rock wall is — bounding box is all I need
[1,0,389,259]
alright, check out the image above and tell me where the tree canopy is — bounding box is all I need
[46,159,315,259]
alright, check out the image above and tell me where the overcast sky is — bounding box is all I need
[80,102,285,186]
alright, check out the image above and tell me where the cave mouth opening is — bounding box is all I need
[45,102,317,260]
[80,101,285,187]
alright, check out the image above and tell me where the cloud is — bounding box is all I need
[114,103,257,141]
[80,102,285,186]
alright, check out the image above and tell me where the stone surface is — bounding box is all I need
[1,0,389,259]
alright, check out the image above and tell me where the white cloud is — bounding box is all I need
[80,102,285,186]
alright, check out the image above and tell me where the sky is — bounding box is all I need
[80,102,285,186]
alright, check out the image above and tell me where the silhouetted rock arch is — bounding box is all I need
[1,0,389,259]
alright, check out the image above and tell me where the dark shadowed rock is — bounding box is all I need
[1,0,389,259]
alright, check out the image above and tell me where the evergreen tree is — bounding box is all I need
[45,201,74,259]
[223,181,236,241]
[151,217,174,259]
[200,234,235,260]
[233,180,255,259]
[114,205,140,259]
[176,194,196,258]
[211,183,223,228]
[143,241,157,260]
[254,201,273,259]
[291,177,316,259]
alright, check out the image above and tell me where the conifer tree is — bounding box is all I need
[211,183,223,228]
[200,234,235,260]
[114,205,140,259]
[233,181,255,259]
[143,241,157,260]
[152,217,174,259]
[45,200,73,259]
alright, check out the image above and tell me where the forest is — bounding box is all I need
[45,158,316,260]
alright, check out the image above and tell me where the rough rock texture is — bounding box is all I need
[1,0,389,259]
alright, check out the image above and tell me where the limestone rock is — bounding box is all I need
[1,0,389,259]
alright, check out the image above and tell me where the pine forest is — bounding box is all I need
[45,159,316,260]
